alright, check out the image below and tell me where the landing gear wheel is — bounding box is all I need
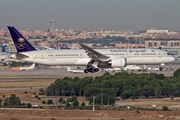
[159,67,163,71]
[84,69,89,73]
[89,69,94,73]
[94,68,99,72]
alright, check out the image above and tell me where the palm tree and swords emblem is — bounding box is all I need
[16,38,26,49]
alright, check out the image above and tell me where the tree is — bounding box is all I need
[67,98,72,103]
[72,100,79,107]
[154,85,162,98]
[3,98,9,106]
[27,103,32,108]
[84,87,100,98]
[70,96,77,102]
[81,102,85,106]
[77,77,93,96]
[47,99,53,104]
[162,106,169,111]
[89,94,115,105]
[120,90,133,99]
[66,102,71,107]
[173,68,180,77]
[59,97,63,103]
[3,94,21,107]
[39,88,45,95]
[0,98,2,105]
[73,77,80,82]
[67,96,77,103]
[155,74,165,80]
[9,94,21,106]
[42,101,46,104]
[45,71,180,100]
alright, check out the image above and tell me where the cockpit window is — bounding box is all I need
[167,53,170,55]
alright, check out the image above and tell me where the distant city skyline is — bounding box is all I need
[0,0,180,31]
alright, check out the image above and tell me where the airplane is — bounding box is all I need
[10,63,35,71]
[0,52,12,64]
[102,67,122,73]
[123,65,141,71]
[143,65,152,71]
[0,54,8,63]
[103,65,141,72]
[67,67,84,73]
[7,26,175,73]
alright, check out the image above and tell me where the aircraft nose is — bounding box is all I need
[171,56,175,62]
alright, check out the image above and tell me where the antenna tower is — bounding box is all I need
[50,9,55,33]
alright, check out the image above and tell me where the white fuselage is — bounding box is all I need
[14,48,175,67]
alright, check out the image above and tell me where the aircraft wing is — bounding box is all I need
[79,44,109,62]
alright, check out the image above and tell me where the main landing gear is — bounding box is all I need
[84,66,99,73]
[159,63,165,71]
[159,66,164,71]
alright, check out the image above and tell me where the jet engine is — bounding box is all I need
[108,58,127,68]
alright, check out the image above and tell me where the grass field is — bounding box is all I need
[0,80,54,88]
[0,78,180,120]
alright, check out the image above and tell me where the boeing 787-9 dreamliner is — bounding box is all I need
[7,26,175,73]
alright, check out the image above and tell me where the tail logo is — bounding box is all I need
[16,38,25,49]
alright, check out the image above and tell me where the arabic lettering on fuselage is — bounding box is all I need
[110,49,146,52]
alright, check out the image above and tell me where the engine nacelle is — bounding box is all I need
[109,58,127,68]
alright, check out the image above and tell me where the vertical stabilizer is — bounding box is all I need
[7,26,36,53]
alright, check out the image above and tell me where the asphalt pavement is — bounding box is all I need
[0,63,179,79]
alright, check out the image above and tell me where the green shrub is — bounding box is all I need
[0,98,2,105]
[81,102,85,106]
[47,99,53,104]
[136,109,140,114]
[73,100,79,107]
[66,102,71,107]
[51,118,56,120]
[39,106,43,109]
[59,97,63,103]
[35,95,38,98]
[162,106,169,111]
[39,88,45,95]
[27,103,32,108]
[42,101,46,104]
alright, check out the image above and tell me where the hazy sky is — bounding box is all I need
[0,0,180,31]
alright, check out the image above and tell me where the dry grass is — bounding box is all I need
[0,108,179,120]
[0,80,54,88]
[0,80,179,120]
[116,97,180,110]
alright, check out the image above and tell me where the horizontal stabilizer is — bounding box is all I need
[9,53,30,60]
